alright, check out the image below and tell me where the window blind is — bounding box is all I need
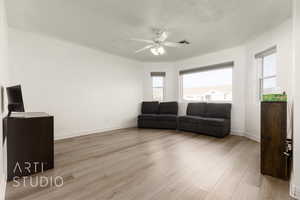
[255,46,277,59]
[151,72,166,77]
[179,61,234,75]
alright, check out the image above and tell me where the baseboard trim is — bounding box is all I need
[231,130,261,143]
[244,132,260,143]
[290,184,300,199]
[0,174,6,200]
[231,130,245,136]
[55,126,136,140]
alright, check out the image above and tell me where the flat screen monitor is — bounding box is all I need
[6,85,25,113]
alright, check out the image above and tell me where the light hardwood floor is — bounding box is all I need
[5,128,292,200]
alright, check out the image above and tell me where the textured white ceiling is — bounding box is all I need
[6,0,292,62]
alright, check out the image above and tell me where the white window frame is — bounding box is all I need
[179,63,233,103]
[256,46,277,99]
[151,75,165,102]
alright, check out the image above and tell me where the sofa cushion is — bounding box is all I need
[138,114,157,120]
[141,101,159,114]
[156,114,177,121]
[178,116,203,123]
[158,102,178,115]
[199,117,226,127]
[186,103,206,116]
[178,116,226,127]
[205,103,232,119]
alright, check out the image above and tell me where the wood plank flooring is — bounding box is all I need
[5,128,292,200]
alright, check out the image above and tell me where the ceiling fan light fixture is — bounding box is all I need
[150,46,165,56]
[157,46,165,55]
[132,29,189,55]
[150,47,158,55]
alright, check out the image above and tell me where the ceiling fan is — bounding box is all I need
[131,29,190,56]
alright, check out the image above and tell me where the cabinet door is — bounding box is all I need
[261,103,286,178]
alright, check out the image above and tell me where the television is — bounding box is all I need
[6,85,25,116]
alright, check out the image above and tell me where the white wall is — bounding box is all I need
[0,0,8,198]
[8,28,143,140]
[245,19,293,141]
[292,0,300,198]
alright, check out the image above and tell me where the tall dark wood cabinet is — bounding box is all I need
[3,113,54,181]
[261,102,290,180]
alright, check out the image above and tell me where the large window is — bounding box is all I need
[151,72,165,101]
[256,46,277,96]
[181,63,233,101]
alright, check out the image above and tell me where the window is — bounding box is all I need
[180,62,233,102]
[151,72,165,101]
[262,53,277,91]
[256,46,277,96]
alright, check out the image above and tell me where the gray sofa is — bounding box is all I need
[138,101,178,129]
[178,103,232,138]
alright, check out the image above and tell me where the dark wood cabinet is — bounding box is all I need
[261,102,290,180]
[3,113,54,181]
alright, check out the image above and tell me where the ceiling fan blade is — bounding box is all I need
[130,38,154,44]
[178,40,190,45]
[135,45,154,53]
[157,32,168,42]
[163,41,183,47]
